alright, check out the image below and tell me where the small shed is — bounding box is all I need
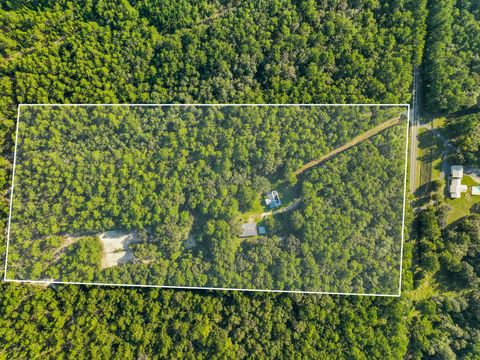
[472,186,480,196]
[239,223,258,238]
[258,226,266,235]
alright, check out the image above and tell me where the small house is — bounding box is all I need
[265,190,281,209]
[449,165,467,199]
[239,223,258,238]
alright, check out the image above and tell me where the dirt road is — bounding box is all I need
[293,116,401,176]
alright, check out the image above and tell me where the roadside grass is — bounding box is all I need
[445,175,480,224]
[417,128,432,193]
[430,118,446,182]
[418,127,430,190]
[432,157,442,180]
[418,121,445,192]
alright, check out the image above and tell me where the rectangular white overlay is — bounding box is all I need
[4,103,410,296]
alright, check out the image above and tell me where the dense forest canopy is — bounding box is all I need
[423,0,480,112]
[1,0,478,358]
[7,105,406,294]
[446,113,480,166]
[413,208,480,357]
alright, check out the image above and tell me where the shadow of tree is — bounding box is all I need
[413,182,434,208]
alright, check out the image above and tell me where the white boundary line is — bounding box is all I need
[19,103,409,107]
[4,103,410,297]
[3,105,20,281]
[4,279,401,297]
[398,104,410,296]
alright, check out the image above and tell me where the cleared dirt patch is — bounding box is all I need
[99,231,140,269]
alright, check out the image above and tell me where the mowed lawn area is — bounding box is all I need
[445,175,480,224]
[417,117,480,225]
[417,118,445,192]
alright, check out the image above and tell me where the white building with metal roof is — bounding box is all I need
[449,165,467,199]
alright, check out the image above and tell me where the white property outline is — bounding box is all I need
[4,103,410,297]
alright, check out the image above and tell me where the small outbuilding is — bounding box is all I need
[239,223,258,238]
[258,226,266,235]
[472,186,480,196]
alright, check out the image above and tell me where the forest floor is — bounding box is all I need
[184,234,197,249]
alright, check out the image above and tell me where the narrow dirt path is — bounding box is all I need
[273,199,302,214]
[294,116,401,176]
[51,235,81,260]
